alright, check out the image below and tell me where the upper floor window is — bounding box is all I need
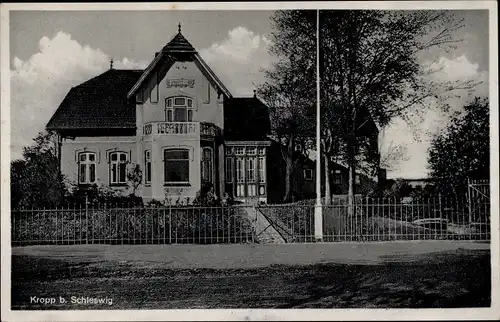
[165,97,193,122]
[78,152,96,184]
[109,152,128,185]
[164,149,189,184]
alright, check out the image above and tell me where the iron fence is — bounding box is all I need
[11,195,490,245]
[257,195,490,242]
[11,205,255,246]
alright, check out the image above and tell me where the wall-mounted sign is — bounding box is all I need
[166,78,195,88]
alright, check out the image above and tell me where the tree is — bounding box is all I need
[428,97,489,196]
[320,10,478,213]
[127,163,143,196]
[258,10,317,202]
[10,131,66,209]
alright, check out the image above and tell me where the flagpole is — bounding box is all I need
[314,9,323,242]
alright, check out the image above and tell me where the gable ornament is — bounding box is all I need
[166,78,195,88]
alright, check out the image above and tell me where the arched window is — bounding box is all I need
[78,152,96,184]
[109,151,128,185]
[165,97,194,122]
[201,147,213,183]
[164,149,190,184]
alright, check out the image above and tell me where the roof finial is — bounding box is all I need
[178,22,181,33]
[110,58,114,70]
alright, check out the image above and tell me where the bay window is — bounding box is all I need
[165,97,193,122]
[164,149,190,184]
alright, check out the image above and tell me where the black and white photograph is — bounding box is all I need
[0,2,498,321]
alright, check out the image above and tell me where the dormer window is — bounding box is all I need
[165,97,193,122]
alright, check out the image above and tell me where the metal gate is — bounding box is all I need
[467,178,490,239]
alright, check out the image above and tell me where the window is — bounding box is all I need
[258,157,266,183]
[236,157,245,182]
[78,152,96,184]
[334,170,342,184]
[164,149,189,184]
[144,150,151,184]
[225,157,233,183]
[150,73,158,103]
[258,147,266,155]
[246,158,256,182]
[304,169,313,181]
[109,152,128,185]
[247,147,257,155]
[234,147,245,155]
[201,147,213,183]
[165,97,193,122]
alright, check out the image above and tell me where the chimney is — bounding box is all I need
[253,89,257,98]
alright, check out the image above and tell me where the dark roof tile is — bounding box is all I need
[46,69,143,130]
[224,97,271,140]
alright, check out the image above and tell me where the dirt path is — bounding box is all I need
[12,241,489,269]
[11,247,490,309]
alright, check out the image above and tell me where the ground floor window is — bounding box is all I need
[258,157,266,183]
[226,145,267,198]
[144,150,151,184]
[201,147,213,183]
[304,169,313,181]
[78,152,96,184]
[334,170,342,184]
[164,149,189,184]
[109,151,128,184]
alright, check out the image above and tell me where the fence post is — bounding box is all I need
[314,203,323,242]
[85,194,89,244]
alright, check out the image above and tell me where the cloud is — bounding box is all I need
[10,31,148,160]
[382,55,489,179]
[9,27,272,160]
[199,26,272,96]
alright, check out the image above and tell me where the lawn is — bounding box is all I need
[11,243,490,309]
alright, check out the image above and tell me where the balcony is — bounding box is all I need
[143,121,221,139]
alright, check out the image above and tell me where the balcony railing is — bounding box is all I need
[143,121,221,138]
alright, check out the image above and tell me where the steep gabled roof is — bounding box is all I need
[224,96,271,140]
[127,28,232,99]
[46,69,143,130]
[162,31,196,52]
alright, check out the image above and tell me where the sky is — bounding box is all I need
[9,10,489,179]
